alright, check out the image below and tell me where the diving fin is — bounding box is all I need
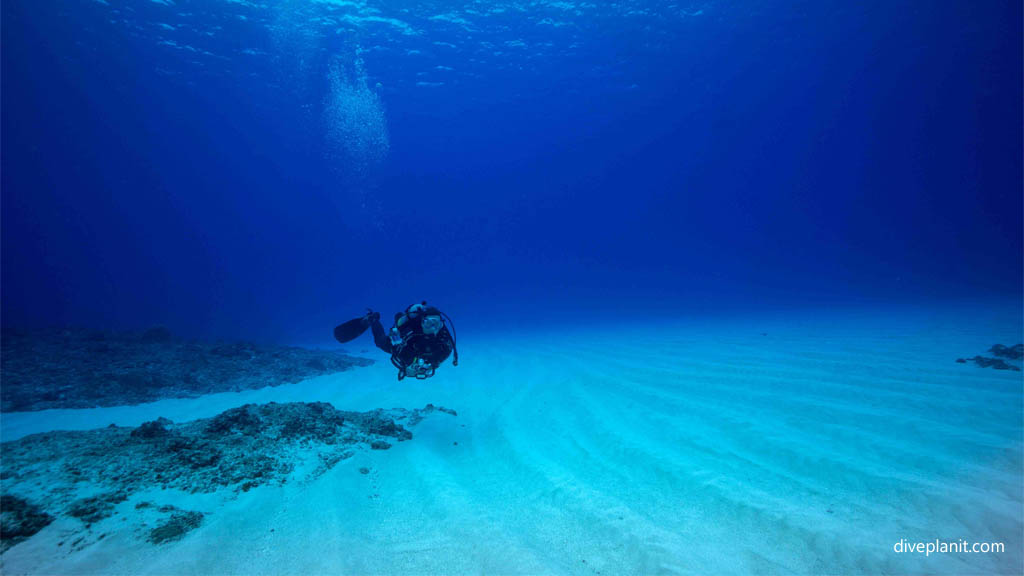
[334,316,370,343]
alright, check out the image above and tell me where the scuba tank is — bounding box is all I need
[389,301,458,380]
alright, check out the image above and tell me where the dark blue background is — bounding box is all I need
[3,0,1021,342]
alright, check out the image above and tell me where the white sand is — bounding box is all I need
[2,305,1021,574]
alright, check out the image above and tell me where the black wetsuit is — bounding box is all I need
[334,303,457,380]
[371,305,456,379]
[369,315,394,354]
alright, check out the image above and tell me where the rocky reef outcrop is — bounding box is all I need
[0,328,374,412]
[989,343,1023,360]
[956,343,1023,371]
[0,401,455,553]
[0,495,54,553]
[147,508,204,544]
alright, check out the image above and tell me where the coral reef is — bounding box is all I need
[956,344,1023,371]
[0,328,374,412]
[0,401,455,552]
[67,492,128,526]
[957,356,1021,371]
[0,495,54,553]
[148,510,204,544]
[989,343,1023,360]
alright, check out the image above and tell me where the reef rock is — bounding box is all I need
[956,343,1023,371]
[989,343,1023,360]
[148,510,204,544]
[957,356,1021,371]
[0,329,374,412]
[67,492,128,525]
[0,401,455,553]
[0,495,54,553]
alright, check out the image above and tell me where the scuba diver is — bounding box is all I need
[333,302,458,380]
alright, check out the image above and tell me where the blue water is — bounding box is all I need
[3,0,1020,343]
[1,1,1022,573]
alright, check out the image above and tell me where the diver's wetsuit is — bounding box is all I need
[335,303,457,380]
[387,304,457,379]
[369,315,392,354]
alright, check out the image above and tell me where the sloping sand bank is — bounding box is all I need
[2,306,1021,574]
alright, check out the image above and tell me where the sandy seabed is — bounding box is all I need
[2,304,1021,575]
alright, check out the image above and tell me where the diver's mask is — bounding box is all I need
[421,315,442,335]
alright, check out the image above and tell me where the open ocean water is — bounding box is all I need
[1,1,1021,574]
